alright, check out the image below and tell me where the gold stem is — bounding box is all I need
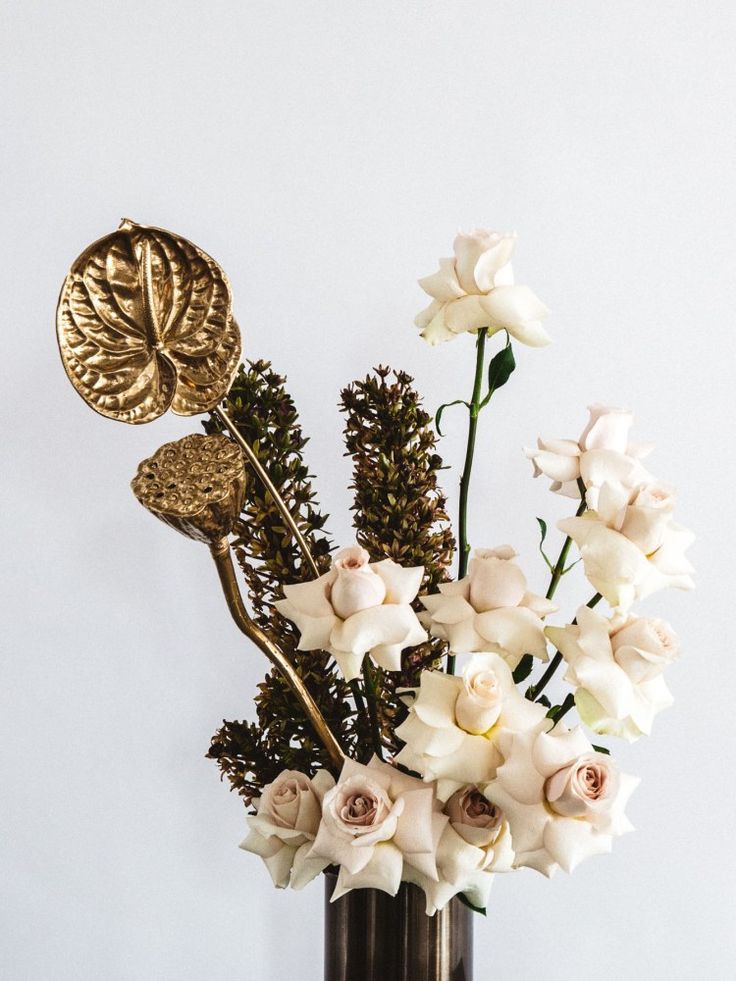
[209,539,344,770]
[213,405,320,579]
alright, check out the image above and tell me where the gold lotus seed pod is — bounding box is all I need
[131,433,246,544]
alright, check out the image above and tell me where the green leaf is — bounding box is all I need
[435,399,469,437]
[536,517,555,572]
[512,653,534,684]
[592,744,610,756]
[456,893,487,916]
[478,340,516,409]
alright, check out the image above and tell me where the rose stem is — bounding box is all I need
[549,691,576,726]
[529,592,602,702]
[521,481,587,698]
[448,327,489,676]
[362,655,385,760]
[544,482,588,601]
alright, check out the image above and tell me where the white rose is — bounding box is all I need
[275,544,427,681]
[611,616,679,683]
[525,404,653,500]
[402,785,515,916]
[558,511,694,612]
[310,756,448,900]
[484,721,638,876]
[547,607,677,741]
[394,653,548,797]
[455,661,504,734]
[330,545,387,619]
[415,229,550,347]
[419,546,555,667]
[240,769,335,889]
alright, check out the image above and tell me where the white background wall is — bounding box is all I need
[3,2,735,978]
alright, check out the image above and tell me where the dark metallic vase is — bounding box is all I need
[323,872,473,981]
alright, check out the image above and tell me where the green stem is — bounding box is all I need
[531,592,602,702]
[549,691,576,726]
[362,656,384,760]
[545,493,587,602]
[448,327,488,675]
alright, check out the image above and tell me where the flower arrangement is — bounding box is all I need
[56,221,694,919]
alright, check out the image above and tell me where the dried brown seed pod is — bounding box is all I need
[57,219,241,424]
[131,433,246,544]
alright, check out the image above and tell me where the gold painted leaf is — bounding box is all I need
[56,219,242,423]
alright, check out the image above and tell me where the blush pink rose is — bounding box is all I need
[544,754,619,818]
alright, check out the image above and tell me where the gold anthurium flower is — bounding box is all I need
[56,218,241,424]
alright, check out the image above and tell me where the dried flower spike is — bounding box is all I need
[131,433,246,544]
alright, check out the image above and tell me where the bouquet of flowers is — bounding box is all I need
[56,221,694,917]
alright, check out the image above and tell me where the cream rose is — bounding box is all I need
[544,755,619,817]
[547,607,678,740]
[420,546,555,667]
[330,546,387,618]
[240,769,335,889]
[611,616,679,682]
[525,404,652,500]
[402,786,515,915]
[414,229,550,347]
[275,544,427,681]
[558,509,694,612]
[455,661,504,734]
[310,756,448,901]
[484,721,638,876]
[394,653,548,797]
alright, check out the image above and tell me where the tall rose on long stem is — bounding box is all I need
[416,229,550,674]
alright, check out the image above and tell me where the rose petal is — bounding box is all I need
[281,572,335,617]
[532,725,593,778]
[414,298,443,329]
[412,671,463,729]
[579,406,633,453]
[472,237,517,292]
[444,294,491,334]
[330,842,404,900]
[475,606,550,664]
[330,604,426,659]
[481,285,551,347]
[372,559,425,605]
[290,841,330,890]
[394,787,442,857]
[543,816,612,874]
[420,306,457,346]
[395,712,466,757]
[418,257,466,301]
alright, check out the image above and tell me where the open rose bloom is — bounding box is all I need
[415,230,550,347]
[420,546,556,668]
[275,545,427,681]
[527,406,694,611]
[484,722,639,876]
[394,653,548,795]
[547,608,679,741]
